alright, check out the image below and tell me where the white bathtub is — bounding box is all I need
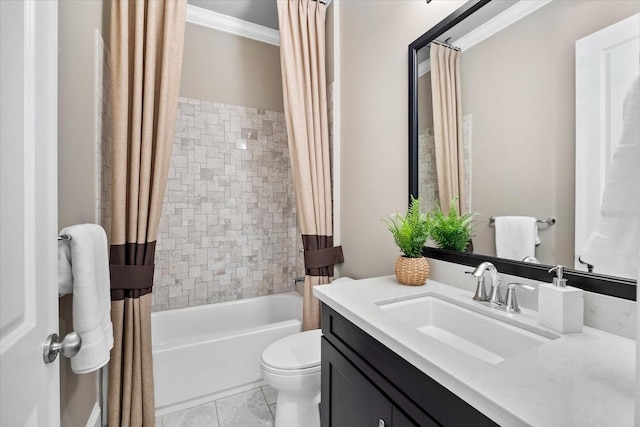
[152,292,302,416]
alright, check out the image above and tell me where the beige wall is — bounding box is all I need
[338,0,465,279]
[58,0,109,425]
[180,23,284,111]
[462,0,639,265]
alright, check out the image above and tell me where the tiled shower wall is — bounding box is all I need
[418,127,439,213]
[418,115,472,213]
[151,98,301,311]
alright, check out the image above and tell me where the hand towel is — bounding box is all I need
[58,240,73,296]
[581,76,639,279]
[59,224,114,374]
[495,216,539,262]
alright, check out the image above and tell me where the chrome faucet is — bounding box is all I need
[468,262,503,304]
[467,262,535,314]
[502,282,535,313]
[465,270,488,301]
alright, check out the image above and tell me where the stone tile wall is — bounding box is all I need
[151,98,301,311]
[418,127,439,213]
[418,114,472,213]
[462,114,472,210]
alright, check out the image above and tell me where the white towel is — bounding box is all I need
[495,216,539,262]
[58,224,114,374]
[581,76,640,279]
[58,240,73,296]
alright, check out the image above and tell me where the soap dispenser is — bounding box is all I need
[538,265,583,333]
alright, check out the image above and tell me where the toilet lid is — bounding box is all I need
[261,329,322,370]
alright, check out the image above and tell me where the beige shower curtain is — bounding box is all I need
[108,1,186,425]
[277,0,343,330]
[431,43,467,214]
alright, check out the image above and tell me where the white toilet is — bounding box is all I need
[261,277,353,427]
[261,329,322,427]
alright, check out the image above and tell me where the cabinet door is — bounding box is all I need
[322,338,393,427]
[392,407,417,427]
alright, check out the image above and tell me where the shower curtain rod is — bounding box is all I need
[427,39,461,51]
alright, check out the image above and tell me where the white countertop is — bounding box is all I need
[314,276,636,427]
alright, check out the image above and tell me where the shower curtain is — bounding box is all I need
[277,0,343,330]
[108,1,186,425]
[431,43,467,214]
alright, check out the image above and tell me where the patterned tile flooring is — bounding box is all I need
[157,386,277,427]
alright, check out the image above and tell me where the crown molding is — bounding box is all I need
[186,4,280,47]
[456,0,552,50]
[417,0,552,72]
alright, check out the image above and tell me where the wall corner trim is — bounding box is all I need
[186,4,280,47]
[86,403,101,427]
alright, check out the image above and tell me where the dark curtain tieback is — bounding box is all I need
[303,247,344,269]
[301,234,344,276]
[109,242,157,296]
[109,264,155,290]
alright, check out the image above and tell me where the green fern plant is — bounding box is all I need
[426,197,477,253]
[383,196,429,258]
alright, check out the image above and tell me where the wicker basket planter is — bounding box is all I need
[394,256,430,286]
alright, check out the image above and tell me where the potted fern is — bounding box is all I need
[426,197,477,252]
[383,196,430,286]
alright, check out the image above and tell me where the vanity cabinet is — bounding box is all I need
[322,338,434,427]
[320,304,498,427]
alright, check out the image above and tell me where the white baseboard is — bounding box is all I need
[86,403,101,427]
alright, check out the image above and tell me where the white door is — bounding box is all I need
[0,1,60,426]
[574,13,640,275]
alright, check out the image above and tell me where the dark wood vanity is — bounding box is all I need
[320,304,498,427]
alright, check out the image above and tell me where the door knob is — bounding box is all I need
[43,332,82,364]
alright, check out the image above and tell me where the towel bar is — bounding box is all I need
[58,234,71,241]
[489,216,556,225]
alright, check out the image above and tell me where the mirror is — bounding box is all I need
[409,0,638,300]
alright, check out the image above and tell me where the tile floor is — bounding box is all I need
[157,386,277,427]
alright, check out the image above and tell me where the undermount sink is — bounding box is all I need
[378,295,557,364]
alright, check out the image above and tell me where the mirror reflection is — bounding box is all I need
[415,0,639,281]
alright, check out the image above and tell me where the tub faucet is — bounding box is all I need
[468,262,503,305]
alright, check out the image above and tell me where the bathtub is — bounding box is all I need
[152,292,302,416]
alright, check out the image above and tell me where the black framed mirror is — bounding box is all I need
[409,0,637,300]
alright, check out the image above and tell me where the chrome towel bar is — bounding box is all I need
[489,216,556,225]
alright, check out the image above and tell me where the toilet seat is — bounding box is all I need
[260,361,321,377]
[261,329,321,371]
